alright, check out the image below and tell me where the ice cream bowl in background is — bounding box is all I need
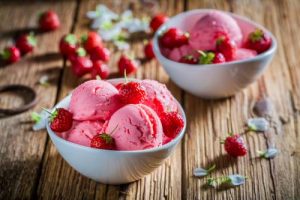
[153,9,277,99]
[46,78,186,185]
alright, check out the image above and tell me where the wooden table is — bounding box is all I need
[0,0,299,199]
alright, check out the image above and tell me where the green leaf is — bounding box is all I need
[64,34,77,45]
[31,112,41,123]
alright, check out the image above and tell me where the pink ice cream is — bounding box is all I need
[60,120,105,147]
[140,80,178,113]
[168,44,196,62]
[69,80,121,121]
[105,104,163,151]
[189,11,242,51]
[234,48,257,60]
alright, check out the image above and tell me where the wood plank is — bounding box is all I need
[0,1,76,199]
[36,0,185,199]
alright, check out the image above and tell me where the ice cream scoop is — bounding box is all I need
[234,48,257,61]
[60,120,105,147]
[69,80,121,121]
[189,10,242,51]
[105,104,163,150]
[140,80,178,113]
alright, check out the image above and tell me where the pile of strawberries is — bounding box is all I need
[0,10,60,64]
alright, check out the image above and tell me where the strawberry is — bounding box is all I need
[38,10,60,32]
[160,111,184,138]
[216,36,237,61]
[91,60,110,79]
[118,54,138,75]
[90,46,110,62]
[119,81,146,104]
[222,133,247,157]
[179,55,198,64]
[59,34,78,57]
[70,47,93,77]
[81,32,103,53]
[144,41,155,60]
[150,14,169,32]
[159,28,189,49]
[49,108,73,132]
[245,29,271,54]
[0,46,21,64]
[15,33,37,55]
[213,52,226,64]
[90,133,116,150]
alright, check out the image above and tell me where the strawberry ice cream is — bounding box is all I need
[105,104,163,151]
[69,80,121,121]
[189,10,242,51]
[140,80,178,113]
[60,120,105,146]
[234,48,257,60]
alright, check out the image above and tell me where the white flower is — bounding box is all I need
[247,117,270,132]
[31,110,49,131]
[258,148,278,159]
[113,40,130,50]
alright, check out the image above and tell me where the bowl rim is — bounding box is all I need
[153,9,278,68]
[46,78,187,154]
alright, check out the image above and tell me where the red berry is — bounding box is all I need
[115,83,124,90]
[159,28,189,49]
[0,46,21,64]
[91,60,110,79]
[90,133,116,150]
[150,14,169,32]
[118,55,138,75]
[50,108,73,132]
[39,10,60,31]
[245,29,271,54]
[160,111,184,138]
[216,36,237,61]
[90,46,110,62]
[119,82,146,104]
[70,49,93,77]
[212,52,226,64]
[223,134,247,157]
[15,33,37,55]
[144,41,155,60]
[81,32,103,53]
[59,34,78,56]
[179,55,198,64]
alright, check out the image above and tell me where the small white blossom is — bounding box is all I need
[247,117,269,132]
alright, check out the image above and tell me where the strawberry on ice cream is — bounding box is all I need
[140,80,178,113]
[105,104,163,151]
[69,80,121,121]
[60,120,105,147]
[188,11,242,51]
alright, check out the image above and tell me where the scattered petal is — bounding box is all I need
[247,117,269,132]
[113,40,130,50]
[228,174,246,186]
[207,174,246,188]
[39,75,49,87]
[258,148,278,159]
[194,164,216,177]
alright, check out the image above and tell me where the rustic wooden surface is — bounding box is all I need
[0,0,299,199]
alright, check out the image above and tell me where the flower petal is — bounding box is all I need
[247,117,269,132]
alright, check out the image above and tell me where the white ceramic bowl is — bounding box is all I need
[46,78,186,184]
[153,9,277,99]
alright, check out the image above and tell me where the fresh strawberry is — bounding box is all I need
[118,54,138,75]
[115,83,124,90]
[213,52,226,64]
[216,36,237,61]
[222,133,247,157]
[70,47,93,77]
[144,41,155,60]
[159,28,189,49]
[150,14,169,32]
[90,46,110,62]
[179,55,198,64]
[119,81,146,104]
[245,29,271,54]
[0,46,21,64]
[91,60,110,79]
[81,32,103,53]
[90,133,116,150]
[160,111,184,138]
[49,108,73,132]
[59,34,78,56]
[15,33,37,55]
[38,10,60,31]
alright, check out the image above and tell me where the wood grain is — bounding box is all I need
[0,1,76,199]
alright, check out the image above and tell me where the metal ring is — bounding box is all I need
[0,84,37,116]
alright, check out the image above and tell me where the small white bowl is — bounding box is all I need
[153,9,277,99]
[46,78,186,184]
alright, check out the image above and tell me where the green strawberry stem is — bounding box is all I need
[28,32,37,46]
[207,164,216,173]
[0,49,11,60]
